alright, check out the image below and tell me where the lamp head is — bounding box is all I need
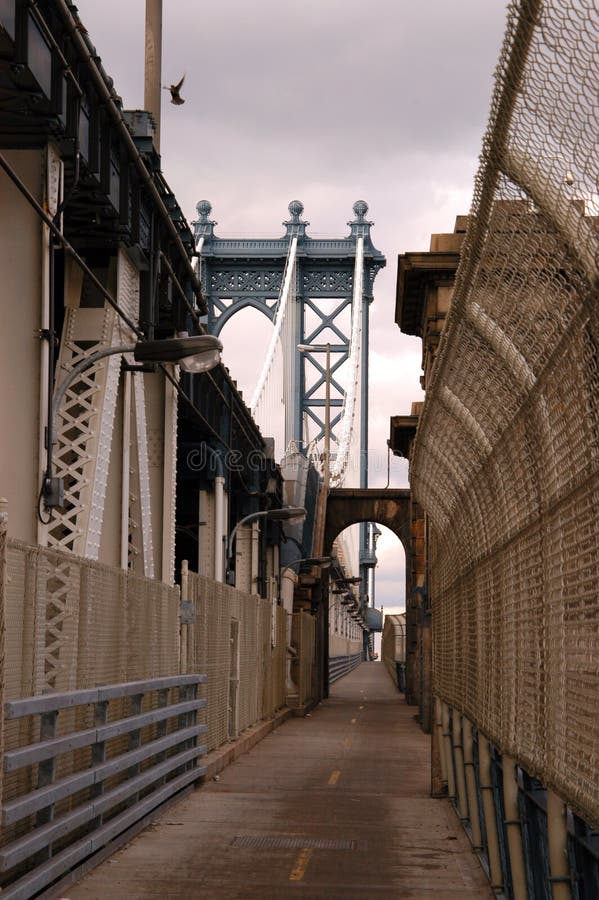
[267,506,306,523]
[134,335,222,372]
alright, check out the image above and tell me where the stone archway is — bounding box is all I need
[324,488,411,559]
[323,487,422,706]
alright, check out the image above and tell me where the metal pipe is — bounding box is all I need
[144,0,163,153]
[502,755,528,900]
[442,703,456,801]
[214,476,225,583]
[452,712,469,820]
[180,559,189,673]
[462,718,483,849]
[478,734,504,893]
[120,371,132,569]
[435,697,447,782]
[547,791,572,900]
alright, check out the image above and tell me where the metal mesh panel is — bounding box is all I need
[3,545,179,690]
[381,614,406,689]
[187,573,287,753]
[1,540,180,845]
[290,612,315,707]
[411,0,599,828]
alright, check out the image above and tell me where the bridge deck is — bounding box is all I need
[70,664,491,899]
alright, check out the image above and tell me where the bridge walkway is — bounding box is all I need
[70,663,491,899]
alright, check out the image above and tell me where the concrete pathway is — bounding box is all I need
[69,663,491,899]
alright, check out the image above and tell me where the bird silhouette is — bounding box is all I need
[163,74,185,105]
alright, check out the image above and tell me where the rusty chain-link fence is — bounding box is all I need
[411,0,598,828]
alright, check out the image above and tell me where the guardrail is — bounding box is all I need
[328,653,362,684]
[1,674,207,899]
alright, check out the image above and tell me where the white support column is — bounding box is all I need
[120,371,132,569]
[214,476,225,582]
[161,372,178,585]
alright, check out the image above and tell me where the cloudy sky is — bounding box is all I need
[77,0,508,611]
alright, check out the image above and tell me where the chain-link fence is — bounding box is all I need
[0,539,181,851]
[289,611,315,708]
[0,541,290,844]
[411,0,599,828]
[186,572,287,752]
[381,614,405,692]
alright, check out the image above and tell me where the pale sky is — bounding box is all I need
[77,0,508,610]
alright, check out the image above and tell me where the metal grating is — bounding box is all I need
[231,835,362,851]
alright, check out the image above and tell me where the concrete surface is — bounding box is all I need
[68,662,492,899]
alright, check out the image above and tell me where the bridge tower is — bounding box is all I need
[194,200,385,490]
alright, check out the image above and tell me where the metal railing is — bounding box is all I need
[1,674,207,899]
[328,653,362,684]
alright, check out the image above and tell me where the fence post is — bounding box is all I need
[181,559,189,673]
[462,718,483,849]
[502,755,528,900]
[431,695,446,796]
[452,711,469,821]
[0,498,7,815]
[441,703,456,802]
[547,790,571,900]
[478,734,504,894]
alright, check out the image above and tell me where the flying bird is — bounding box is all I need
[164,74,185,105]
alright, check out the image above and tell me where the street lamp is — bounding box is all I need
[280,556,332,580]
[297,342,331,493]
[225,506,306,585]
[43,334,222,509]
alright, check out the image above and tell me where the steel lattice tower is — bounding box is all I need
[194,200,385,487]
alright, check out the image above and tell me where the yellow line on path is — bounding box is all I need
[328,769,341,785]
[289,848,313,881]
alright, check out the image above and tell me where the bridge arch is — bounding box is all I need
[324,488,411,558]
[211,297,275,336]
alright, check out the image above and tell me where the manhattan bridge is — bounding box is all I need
[195,198,386,585]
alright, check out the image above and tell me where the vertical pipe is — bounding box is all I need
[214,475,224,582]
[144,0,163,152]
[161,375,177,584]
[431,695,446,796]
[502,755,528,900]
[547,791,571,900]
[38,156,52,547]
[463,718,483,849]
[120,371,132,569]
[180,559,189,674]
[435,696,447,783]
[251,521,260,594]
[478,734,504,893]
[442,703,456,801]
[452,712,469,820]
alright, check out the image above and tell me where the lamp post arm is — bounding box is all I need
[47,343,136,473]
[226,510,268,569]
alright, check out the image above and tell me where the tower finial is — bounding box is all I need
[349,200,373,239]
[284,200,309,238]
[193,200,216,241]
